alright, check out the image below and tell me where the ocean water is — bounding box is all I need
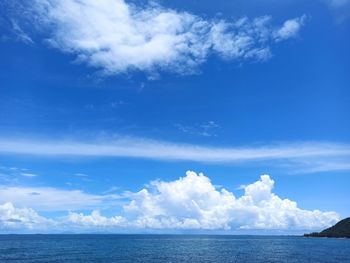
[0,235,349,263]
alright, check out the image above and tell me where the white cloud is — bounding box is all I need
[274,16,306,41]
[75,173,88,177]
[121,171,339,230]
[67,210,125,227]
[25,0,305,75]
[1,137,350,173]
[20,172,38,177]
[0,202,52,230]
[0,171,339,232]
[0,186,120,211]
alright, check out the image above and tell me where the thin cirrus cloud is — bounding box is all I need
[0,185,121,211]
[20,172,38,177]
[175,121,220,137]
[328,0,350,7]
[19,0,307,75]
[0,137,350,173]
[8,19,34,44]
[0,171,339,232]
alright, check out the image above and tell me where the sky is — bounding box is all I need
[0,0,349,234]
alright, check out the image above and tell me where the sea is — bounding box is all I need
[0,235,349,262]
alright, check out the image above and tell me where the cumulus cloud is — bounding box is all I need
[20,0,306,75]
[121,171,339,230]
[0,171,339,232]
[0,202,52,230]
[67,210,125,227]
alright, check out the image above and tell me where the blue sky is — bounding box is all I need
[0,0,349,233]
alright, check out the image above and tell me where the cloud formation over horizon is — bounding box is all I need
[0,202,53,231]
[0,171,339,233]
[16,0,306,75]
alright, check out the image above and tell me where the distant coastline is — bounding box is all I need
[304,217,350,238]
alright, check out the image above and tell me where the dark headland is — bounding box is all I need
[304,217,350,238]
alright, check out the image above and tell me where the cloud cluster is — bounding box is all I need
[0,202,52,231]
[26,0,305,75]
[0,171,339,232]
[68,211,125,227]
[121,171,339,230]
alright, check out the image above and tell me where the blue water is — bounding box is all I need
[0,235,349,262]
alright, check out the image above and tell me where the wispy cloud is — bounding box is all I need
[10,19,34,44]
[20,172,38,178]
[0,166,38,182]
[175,121,220,137]
[327,0,350,7]
[9,0,306,75]
[75,173,88,177]
[292,159,350,174]
[324,0,350,23]
[0,137,349,173]
[0,185,121,211]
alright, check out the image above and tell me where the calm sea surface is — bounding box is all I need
[0,235,349,263]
